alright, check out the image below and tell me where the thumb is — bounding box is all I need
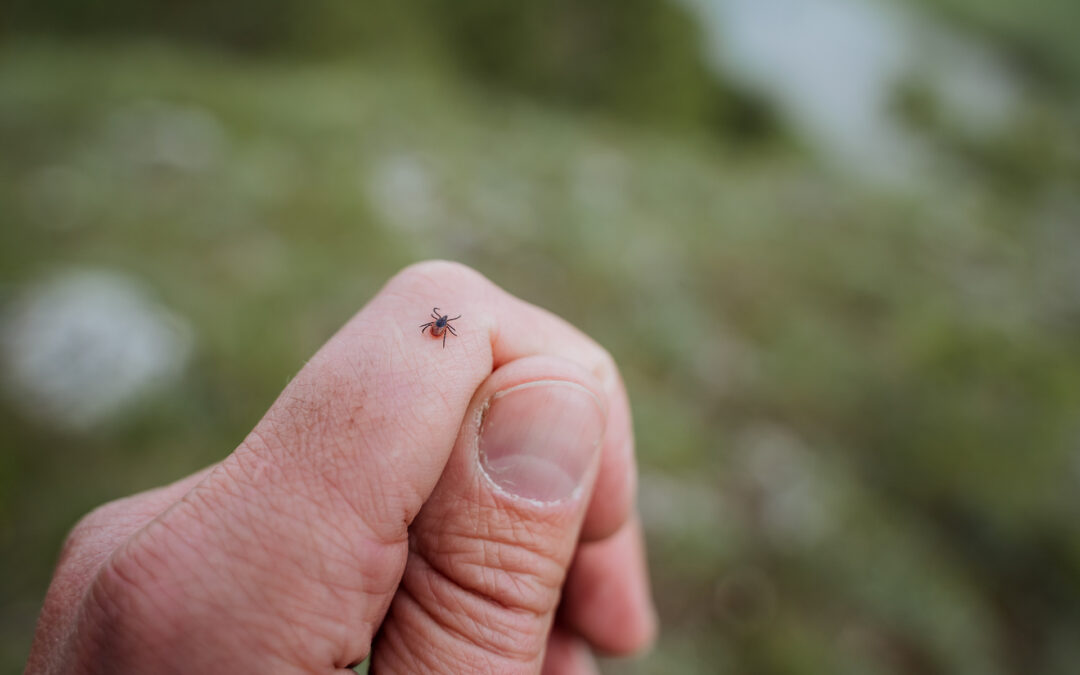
[373,355,606,673]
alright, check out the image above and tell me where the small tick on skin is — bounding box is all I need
[419,307,461,348]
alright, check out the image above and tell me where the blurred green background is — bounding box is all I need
[2,0,1080,672]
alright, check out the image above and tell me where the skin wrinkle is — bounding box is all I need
[206,482,376,602]
[429,521,567,584]
[139,513,221,589]
[181,488,278,570]
[310,474,403,568]
[228,594,313,670]
[405,533,531,621]
[245,408,416,549]
[422,583,539,667]
[461,552,560,600]
[319,441,408,545]
[352,443,423,538]
[284,614,341,671]
[398,556,542,666]
[437,541,560,615]
[342,332,382,389]
[240,629,313,675]
[379,592,452,674]
[147,486,314,608]
[147,499,346,669]
[271,377,336,445]
[378,327,465,411]
[31,466,224,673]
[69,569,126,669]
[180,445,406,668]
[311,452,390,531]
[301,522,404,621]
[412,524,564,617]
[234,573,333,667]
[238,423,301,475]
[137,532,266,640]
[169,592,299,674]
[80,542,188,669]
[405,568,510,654]
[201,458,276,512]
[498,510,568,550]
[94,474,224,573]
[445,477,586,555]
[73,584,146,675]
[425,375,464,419]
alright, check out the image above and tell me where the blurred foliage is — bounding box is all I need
[2,0,776,139]
[2,0,1080,673]
[911,0,1080,82]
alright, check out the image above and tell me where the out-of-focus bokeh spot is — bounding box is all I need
[2,0,1080,672]
[1,269,192,430]
[680,0,1025,179]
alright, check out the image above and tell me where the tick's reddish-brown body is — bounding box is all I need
[419,308,460,348]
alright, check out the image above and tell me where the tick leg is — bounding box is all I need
[446,324,457,336]
[448,315,461,321]
[442,332,447,348]
[420,323,432,334]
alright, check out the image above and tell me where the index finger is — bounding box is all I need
[260,259,636,542]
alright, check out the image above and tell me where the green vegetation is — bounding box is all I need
[2,0,1079,671]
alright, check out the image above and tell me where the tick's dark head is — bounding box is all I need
[435,316,448,327]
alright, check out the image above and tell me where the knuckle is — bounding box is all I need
[390,260,493,296]
[60,498,137,566]
[62,509,106,559]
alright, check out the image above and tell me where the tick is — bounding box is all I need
[419,307,461,348]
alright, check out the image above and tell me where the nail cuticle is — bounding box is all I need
[489,379,605,411]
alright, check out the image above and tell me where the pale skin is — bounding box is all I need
[26,260,656,674]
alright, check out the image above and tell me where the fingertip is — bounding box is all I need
[561,516,658,656]
[391,259,492,285]
[543,626,601,675]
[383,260,497,319]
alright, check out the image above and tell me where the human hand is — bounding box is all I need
[26,261,656,674]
